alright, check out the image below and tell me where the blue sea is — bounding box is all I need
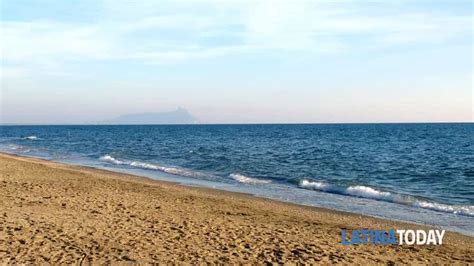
[1,124,473,235]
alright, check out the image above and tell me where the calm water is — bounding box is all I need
[1,124,473,235]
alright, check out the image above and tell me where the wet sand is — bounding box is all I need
[0,153,472,264]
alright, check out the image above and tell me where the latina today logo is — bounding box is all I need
[341,229,446,245]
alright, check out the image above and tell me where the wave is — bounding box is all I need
[24,136,40,140]
[414,201,474,217]
[346,185,393,201]
[1,144,31,153]
[298,180,394,201]
[230,173,272,185]
[100,155,124,165]
[298,179,410,203]
[100,155,273,186]
[297,179,474,217]
[299,179,337,192]
[99,155,217,180]
[98,156,474,217]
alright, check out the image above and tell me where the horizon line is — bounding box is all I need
[1,121,473,126]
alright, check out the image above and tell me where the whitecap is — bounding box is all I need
[24,136,40,140]
[229,173,272,185]
[298,179,334,191]
[297,178,474,217]
[99,154,217,180]
[99,155,125,165]
[414,201,474,217]
[345,185,393,201]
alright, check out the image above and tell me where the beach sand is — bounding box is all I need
[0,153,472,264]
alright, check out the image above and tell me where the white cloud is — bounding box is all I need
[0,66,31,79]
[0,0,471,74]
[1,21,114,62]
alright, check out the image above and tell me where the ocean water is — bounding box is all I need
[1,124,473,235]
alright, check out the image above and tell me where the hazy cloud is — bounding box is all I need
[1,0,471,70]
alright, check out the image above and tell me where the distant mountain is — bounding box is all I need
[99,108,197,125]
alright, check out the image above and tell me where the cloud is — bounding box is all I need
[1,21,113,62]
[0,0,471,74]
[0,66,30,80]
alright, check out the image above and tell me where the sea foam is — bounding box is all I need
[5,144,31,153]
[100,155,124,165]
[298,179,402,202]
[298,179,474,217]
[230,173,272,185]
[299,179,336,191]
[345,185,393,201]
[99,155,217,180]
[414,201,474,217]
[24,136,40,140]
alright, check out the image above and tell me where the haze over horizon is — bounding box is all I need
[1,0,472,124]
[0,107,473,125]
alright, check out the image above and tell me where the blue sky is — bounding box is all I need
[0,0,472,124]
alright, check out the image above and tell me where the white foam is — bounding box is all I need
[130,161,159,170]
[5,144,31,153]
[414,201,474,217]
[99,155,217,180]
[299,180,334,191]
[99,155,125,165]
[8,144,20,150]
[297,178,474,217]
[24,136,40,140]
[299,179,394,201]
[346,185,393,201]
[230,173,272,185]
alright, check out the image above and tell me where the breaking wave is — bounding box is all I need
[2,144,31,153]
[24,136,40,140]
[414,201,474,217]
[99,155,217,180]
[98,155,474,218]
[346,185,393,201]
[299,180,337,192]
[297,179,474,217]
[230,173,272,185]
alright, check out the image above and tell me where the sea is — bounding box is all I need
[1,123,473,235]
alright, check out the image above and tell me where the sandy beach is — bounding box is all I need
[0,153,472,264]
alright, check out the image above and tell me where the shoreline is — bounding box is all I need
[1,152,473,263]
[3,151,473,236]
[0,152,437,227]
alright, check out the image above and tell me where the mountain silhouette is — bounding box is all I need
[99,108,196,124]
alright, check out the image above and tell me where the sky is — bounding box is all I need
[0,0,472,124]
